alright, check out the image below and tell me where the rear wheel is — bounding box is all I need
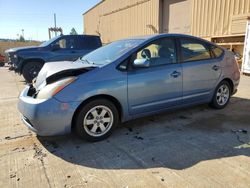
[22,62,43,83]
[75,99,119,142]
[210,81,231,109]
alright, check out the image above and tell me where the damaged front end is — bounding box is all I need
[26,67,95,99]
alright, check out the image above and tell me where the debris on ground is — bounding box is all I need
[134,135,144,140]
[127,127,133,132]
[10,174,16,178]
[231,129,248,134]
[179,115,189,119]
[231,129,249,144]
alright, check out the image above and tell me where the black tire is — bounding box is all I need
[22,62,43,83]
[210,80,232,109]
[74,99,119,142]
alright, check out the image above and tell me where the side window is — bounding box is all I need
[55,38,76,49]
[180,38,211,62]
[135,38,177,67]
[57,39,67,49]
[78,37,101,49]
[211,45,224,58]
[67,38,76,49]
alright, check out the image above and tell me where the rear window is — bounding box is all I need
[77,36,101,49]
[211,45,224,58]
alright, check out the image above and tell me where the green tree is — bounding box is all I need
[70,28,78,35]
[19,35,25,42]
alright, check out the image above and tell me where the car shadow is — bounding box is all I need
[38,96,250,170]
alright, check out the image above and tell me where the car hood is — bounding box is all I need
[5,46,39,53]
[34,60,97,90]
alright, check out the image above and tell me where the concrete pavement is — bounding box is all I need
[0,67,249,188]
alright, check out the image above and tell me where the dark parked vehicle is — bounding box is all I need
[5,35,102,82]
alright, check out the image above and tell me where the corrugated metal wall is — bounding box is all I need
[84,0,160,43]
[84,0,250,43]
[162,0,191,34]
[191,0,250,38]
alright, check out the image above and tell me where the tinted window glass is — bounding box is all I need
[39,36,61,47]
[54,38,76,49]
[211,45,223,58]
[57,39,67,49]
[67,38,76,49]
[180,38,211,62]
[78,36,101,49]
[135,38,176,67]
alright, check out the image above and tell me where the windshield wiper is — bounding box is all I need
[80,58,95,65]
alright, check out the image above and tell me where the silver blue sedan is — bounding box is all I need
[18,34,240,141]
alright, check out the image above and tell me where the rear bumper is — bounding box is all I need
[18,86,80,136]
[232,77,240,95]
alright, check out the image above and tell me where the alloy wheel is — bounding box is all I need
[83,105,114,137]
[216,84,230,106]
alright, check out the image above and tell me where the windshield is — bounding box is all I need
[39,36,61,47]
[81,39,144,65]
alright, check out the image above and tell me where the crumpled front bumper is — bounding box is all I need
[18,86,80,136]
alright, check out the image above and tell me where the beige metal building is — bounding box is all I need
[83,0,250,59]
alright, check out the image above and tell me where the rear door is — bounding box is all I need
[127,37,183,115]
[179,37,222,104]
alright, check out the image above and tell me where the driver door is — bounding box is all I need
[127,37,183,115]
[49,37,80,62]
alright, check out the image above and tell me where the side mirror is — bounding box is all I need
[51,43,60,51]
[133,58,150,68]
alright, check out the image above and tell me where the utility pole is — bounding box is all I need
[54,13,57,36]
[48,13,63,39]
[21,29,24,38]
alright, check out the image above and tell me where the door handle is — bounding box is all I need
[212,65,220,71]
[171,71,181,78]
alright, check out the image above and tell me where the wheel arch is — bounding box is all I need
[71,94,123,131]
[221,78,234,94]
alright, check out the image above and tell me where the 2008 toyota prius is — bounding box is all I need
[18,34,240,141]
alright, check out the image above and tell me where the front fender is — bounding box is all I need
[53,66,130,121]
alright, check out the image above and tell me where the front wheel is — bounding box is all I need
[210,81,231,109]
[75,99,119,142]
[22,62,43,83]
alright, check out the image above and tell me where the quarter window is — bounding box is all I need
[180,39,211,62]
[211,45,223,58]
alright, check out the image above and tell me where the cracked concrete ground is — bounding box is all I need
[0,66,249,188]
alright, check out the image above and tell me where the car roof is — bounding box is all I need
[122,33,219,47]
[126,33,204,40]
[62,34,100,38]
